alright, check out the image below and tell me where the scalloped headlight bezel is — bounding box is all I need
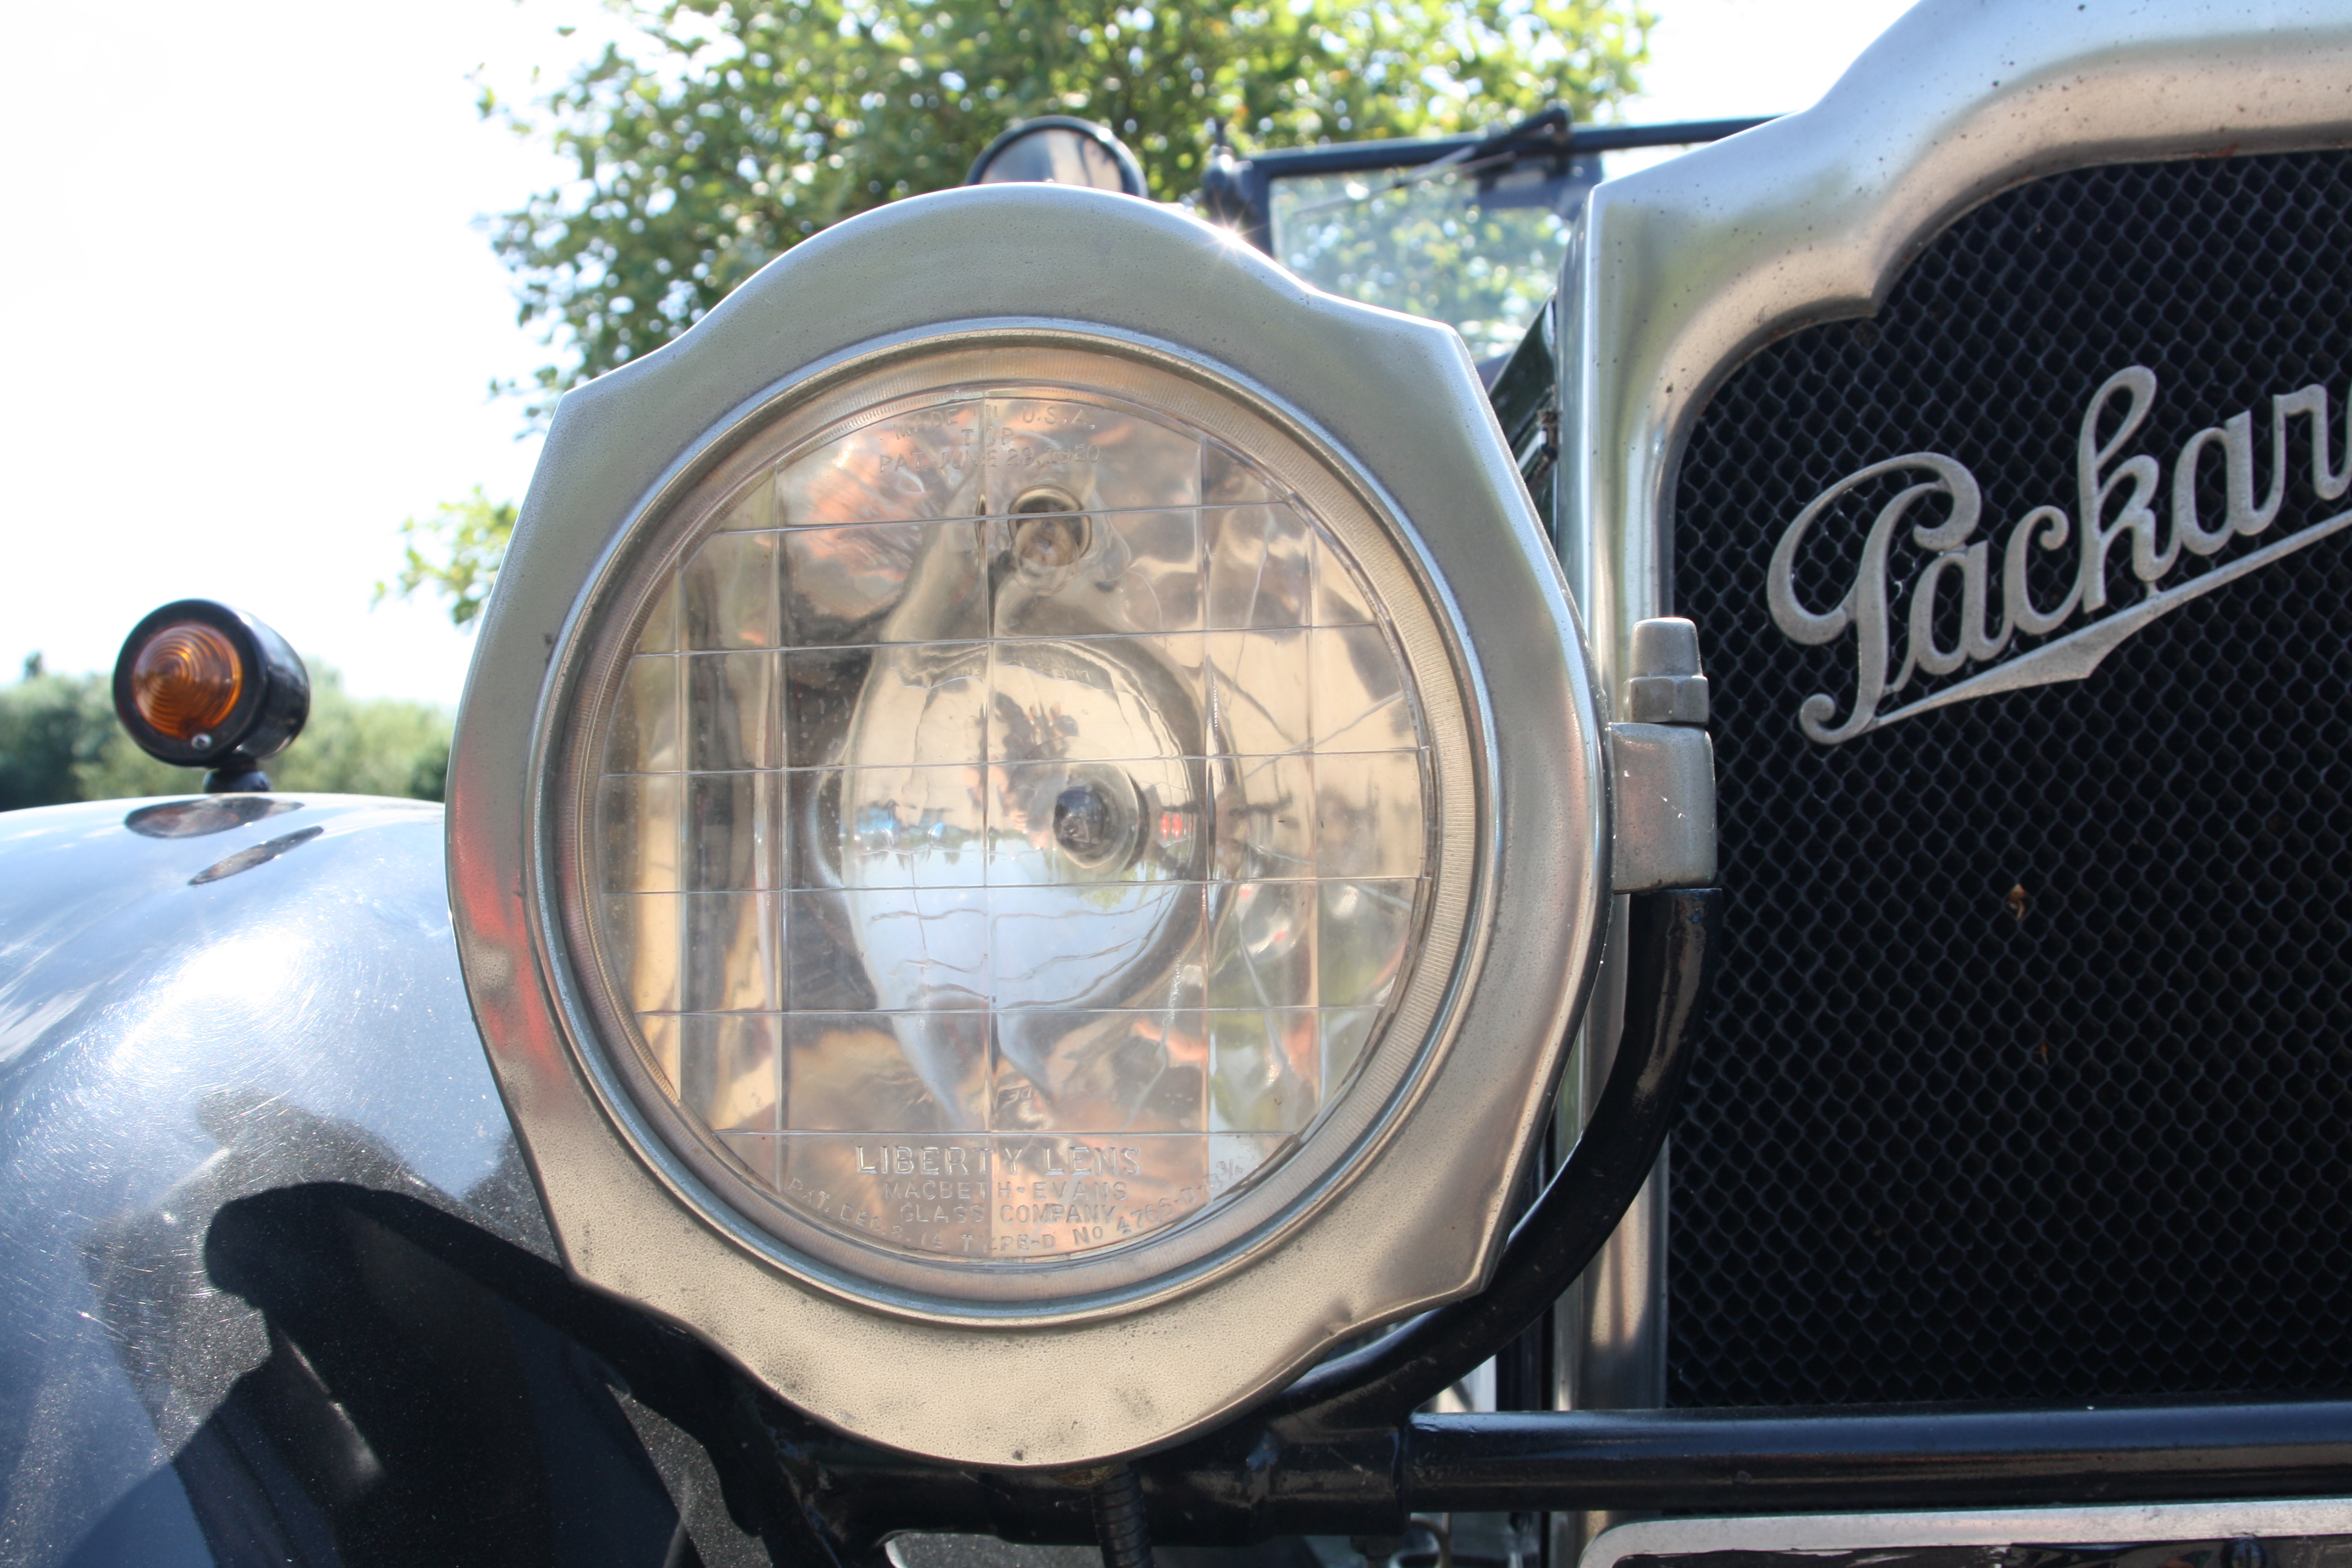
[447,185,1607,1468]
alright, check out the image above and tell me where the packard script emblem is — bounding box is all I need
[1767,365,2352,744]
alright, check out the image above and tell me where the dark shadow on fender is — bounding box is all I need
[59,1184,800,1568]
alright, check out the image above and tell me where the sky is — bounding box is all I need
[0,0,1916,711]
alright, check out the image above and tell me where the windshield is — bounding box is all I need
[1266,143,1697,362]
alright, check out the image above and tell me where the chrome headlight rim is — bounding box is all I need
[538,323,1484,1318]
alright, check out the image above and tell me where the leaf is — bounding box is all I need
[376,486,520,629]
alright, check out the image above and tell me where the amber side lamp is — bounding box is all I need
[111,600,310,794]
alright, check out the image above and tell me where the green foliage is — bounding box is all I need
[266,667,454,800]
[0,670,117,813]
[487,0,1651,413]
[67,736,208,803]
[0,662,453,811]
[377,485,519,628]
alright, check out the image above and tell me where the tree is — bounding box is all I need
[388,0,1650,625]
[0,668,116,813]
[491,0,1650,403]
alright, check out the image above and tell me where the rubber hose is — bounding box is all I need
[1091,1465,1154,1568]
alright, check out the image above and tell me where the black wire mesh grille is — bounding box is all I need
[1666,149,2352,1407]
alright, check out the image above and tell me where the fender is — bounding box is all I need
[0,795,550,1558]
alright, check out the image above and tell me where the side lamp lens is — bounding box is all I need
[129,622,244,749]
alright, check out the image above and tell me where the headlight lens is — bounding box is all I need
[583,346,1434,1270]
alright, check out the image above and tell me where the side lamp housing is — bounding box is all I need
[111,599,310,794]
[965,116,1148,196]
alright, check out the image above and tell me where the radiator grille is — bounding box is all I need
[1666,149,2352,1407]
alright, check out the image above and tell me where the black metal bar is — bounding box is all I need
[789,1399,2352,1552]
[1266,887,1719,1432]
[1093,1465,1155,1568]
[1558,117,1775,154]
[1236,116,1774,180]
[1403,1402,2352,1514]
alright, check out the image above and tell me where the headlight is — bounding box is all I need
[449,186,1607,1467]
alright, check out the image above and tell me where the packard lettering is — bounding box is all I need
[1767,365,2352,744]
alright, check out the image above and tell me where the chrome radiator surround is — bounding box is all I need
[1550,0,2352,1453]
[1557,0,2352,693]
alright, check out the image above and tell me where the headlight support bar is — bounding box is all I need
[1263,884,1720,1434]
[771,1396,2352,1556]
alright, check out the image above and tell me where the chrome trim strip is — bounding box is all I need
[1581,1497,2352,1568]
[1550,892,1662,1567]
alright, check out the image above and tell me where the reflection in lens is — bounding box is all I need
[1013,511,1089,573]
[1053,781,1119,863]
[594,379,1430,1265]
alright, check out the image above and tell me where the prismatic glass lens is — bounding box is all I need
[591,378,1430,1264]
[132,623,243,740]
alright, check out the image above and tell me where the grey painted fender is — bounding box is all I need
[0,795,546,1566]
